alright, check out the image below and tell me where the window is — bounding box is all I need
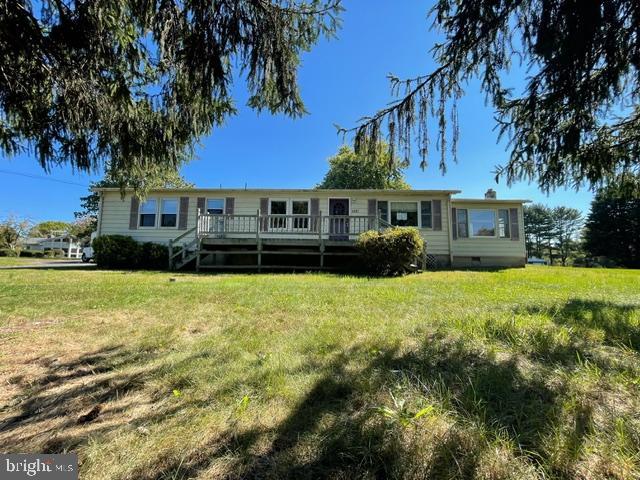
[139,199,157,227]
[498,209,510,238]
[390,202,418,227]
[160,199,178,227]
[377,200,389,222]
[269,200,287,229]
[292,200,309,229]
[421,201,432,229]
[207,198,224,215]
[469,209,496,237]
[456,209,468,238]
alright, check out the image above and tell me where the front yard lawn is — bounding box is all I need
[0,267,638,479]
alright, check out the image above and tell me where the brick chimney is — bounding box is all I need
[485,188,497,199]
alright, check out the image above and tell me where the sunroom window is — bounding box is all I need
[160,199,178,227]
[139,199,157,227]
[390,202,418,227]
[469,209,496,237]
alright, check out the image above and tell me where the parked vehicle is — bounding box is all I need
[82,232,97,263]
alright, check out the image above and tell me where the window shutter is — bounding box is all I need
[432,200,442,231]
[509,208,520,241]
[260,197,268,232]
[451,207,457,240]
[367,199,377,216]
[129,196,139,230]
[196,197,206,215]
[225,197,235,215]
[310,198,320,232]
[178,197,189,230]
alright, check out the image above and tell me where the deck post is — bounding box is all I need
[196,238,201,273]
[257,209,262,271]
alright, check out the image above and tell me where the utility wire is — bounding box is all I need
[0,168,90,188]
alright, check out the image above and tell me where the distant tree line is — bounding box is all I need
[525,174,640,268]
[524,205,583,266]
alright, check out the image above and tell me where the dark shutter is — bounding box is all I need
[451,207,457,240]
[310,198,320,232]
[367,199,377,216]
[196,197,206,215]
[129,196,139,230]
[432,200,442,231]
[225,197,235,215]
[421,201,433,229]
[178,197,189,230]
[510,208,520,241]
[260,197,269,232]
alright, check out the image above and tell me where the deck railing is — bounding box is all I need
[196,211,387,240]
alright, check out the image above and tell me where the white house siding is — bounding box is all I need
[99,190,452,250]
[450,201,526,267]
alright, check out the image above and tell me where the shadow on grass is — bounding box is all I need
[523,299,640,352]
[0,345,169,453]
[141,337,567,480]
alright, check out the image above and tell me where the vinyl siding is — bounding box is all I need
[99,190,452,252]
[99,190,523,263]
[450,201,526,258]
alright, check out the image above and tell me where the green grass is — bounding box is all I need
[0,256,69,266]
[0,267,639,479]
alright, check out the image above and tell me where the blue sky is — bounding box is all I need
[0,0,594,223]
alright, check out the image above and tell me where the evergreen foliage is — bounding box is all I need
[1,1,342,183]
[343,0,640,192]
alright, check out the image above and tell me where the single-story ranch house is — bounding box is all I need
[94,187,528,271]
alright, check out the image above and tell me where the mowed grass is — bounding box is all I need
[0,267,639,479]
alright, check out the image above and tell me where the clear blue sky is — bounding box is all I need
[0,0,594,223]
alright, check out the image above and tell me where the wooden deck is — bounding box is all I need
[169,212,390,271]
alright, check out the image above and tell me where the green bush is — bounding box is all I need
[139,242,169,270]
[19,250,45,258]
[93,235,141,269]
[356,227,425,276]
[0,248,18,257]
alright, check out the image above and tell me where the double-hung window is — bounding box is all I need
[498,209,510,238]
[469,209,496,237]
[390,202,418,227]
[456,209,469,238]
[207,198,224,215]
[269,200,288,229]
[292,200,309,229]
[139,199,157,227]
[421,201,432,229]
[160,199,178,227]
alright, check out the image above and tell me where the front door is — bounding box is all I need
[329,198,349,240]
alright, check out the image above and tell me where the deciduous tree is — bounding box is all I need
[317,143,410,190]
